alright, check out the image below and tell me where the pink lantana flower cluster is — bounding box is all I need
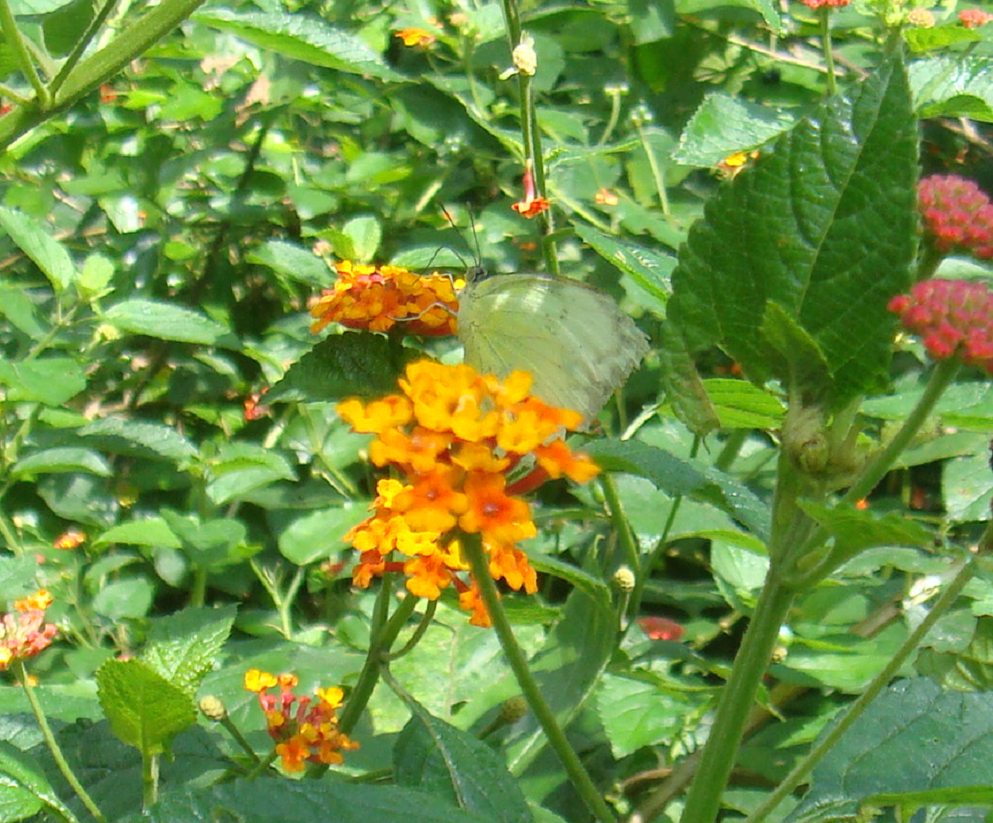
[889,279,993,373]
[960,8,993,27]
[1,590,58,671]
[918,175,993,259]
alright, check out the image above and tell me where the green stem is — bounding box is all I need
[337,581,418,735]
[141,752,158,809]
[678,574,796,823]
[0,0,50,107]
[278,565,306,639]
[598,473,640,575]
[787,359,960,588]
[462,532,617,823]
[50,0,121,95]
[634,119,669,216]
[383,600,437,661]
[745,555,976,823]
[819,8,837,96]
[0,0,207,151]
[16,661,107,823]
[218,713,261,763]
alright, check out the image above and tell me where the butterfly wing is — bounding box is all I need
[457,273,649,422]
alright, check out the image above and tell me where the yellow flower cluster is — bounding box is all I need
[244,669,358,773]
[338,360,600,626]
[309,261,459,337]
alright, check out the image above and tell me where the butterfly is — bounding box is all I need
[457,266,650,424]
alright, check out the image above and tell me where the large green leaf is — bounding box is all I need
[394,701,532,823]
[102,299,230,345]
[0,742,79,823]
[667,59,917,409]
[96,660,196,757]
[910,55,993,121]
[141,606,237,697]
[788,678,993,822]
[0,357,86,405]
[268,332,413,402]
[195,10,404,81]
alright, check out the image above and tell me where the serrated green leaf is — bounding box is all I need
[343,215,382,262]
[911,55,993,121]
[944,451,993,524]
[11,447,111,478]
[668,59,917,409]
[0,741,79,823]
[246,240,334,287]
[918,616,993,691]
[573,223,674,307]
[799,501,934,558]
[267,332,412,403]
[78,418,197,464]
[596,674,693,758]
[141,606,236,696]
[788,678,993,822]
[159,511,254,569]
[394,702,531,823]
[0,206,75,292]
[102,299,230,345]
[126,779,492,823]
[658,320,720,437]
[195,10,404,81]
[674,91,797,167]
[704,378,785,429]
[585,439,770,541]
[96,659,196,757]
[0,357,86,405]
[94,518,182,549]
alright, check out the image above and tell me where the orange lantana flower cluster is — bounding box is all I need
[244,669,359,773]
[309,261,459,337]
[338,360,600,627]
[1,589,57,671]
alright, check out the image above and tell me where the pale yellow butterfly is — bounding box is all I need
[457,266,650,424]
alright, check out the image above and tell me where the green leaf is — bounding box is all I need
[278,506,366,564]
[94,518,183,549]
[128,779,492,822]
[799,501,934,558]
[342,215,382,262]
[703,378,785,429]
[668,59,917,409]
[206,443,297,505]
[0,284,46,339]
[0,357,86,405]
[573,223,674,307]
[246,240,334,288]
[904,24,983,53]
[102,299,230,345]
[195,10,405,81]
[267,332,412,402]
[918,616,993,692]
[91,577,155,620]
[11,447,111,478]
[628,0,675,42]
[141,606,237,697]
[160,511,254,569]
[585,438,770,541]
[10,0,76,13]
[674,91,798,167]
[96,659,196,757]
[789,678,993,821]
[0,206,75,292]
[393,702,531,823]
[911,55,993,121]
[0,741,79,823]
[596,674,693,758]
[657,321,720,437]
[78,418,197,464]
[943,451,993,524]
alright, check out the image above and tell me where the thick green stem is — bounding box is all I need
[745,555,976,823]
[337,582,417,736]
[678,574,796,823]
[462,532,616,823]
[0,0,50,107]
[17,661,107,823]
[142,752,158,809]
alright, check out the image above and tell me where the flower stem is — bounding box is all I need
[819,8,837,96]
[678,573,796,823]
[462,532,617,823]
[745,554,976,823]
[0,0,50,108]
[16,661,107,823]
[337,581,417,736]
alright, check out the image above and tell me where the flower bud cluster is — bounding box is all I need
[918,175,993,259]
